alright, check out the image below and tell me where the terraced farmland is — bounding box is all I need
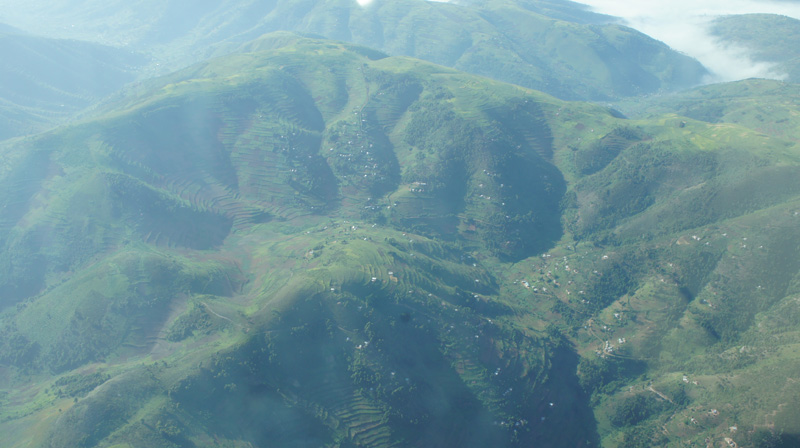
[2,34,800,448]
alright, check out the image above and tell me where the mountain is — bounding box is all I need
[611,78,800,143]
[2,33,800,447]
[0,32,147,141]
[0,34,595,447]
[0,0,707,101]
[710,13,800,82]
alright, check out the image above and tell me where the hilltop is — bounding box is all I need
[0,35,598,447]
[1,34,800,447]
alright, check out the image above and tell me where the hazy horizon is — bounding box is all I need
[574,0,800,83]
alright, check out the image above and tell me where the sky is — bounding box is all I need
[573,0,800,82]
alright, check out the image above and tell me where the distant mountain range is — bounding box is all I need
[711,13,800,83]
[0,0,706,101]
[0,31,146,140]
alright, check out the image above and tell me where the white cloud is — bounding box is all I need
[575,0,800,82]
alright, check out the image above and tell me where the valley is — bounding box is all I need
[0,2,799,447]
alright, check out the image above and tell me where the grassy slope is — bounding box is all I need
[1,0,706,101]
[1,35,799,447]
[0,36,596,447]
[536,88,800,445]
[0,33,147,141]
[612,79,800,143]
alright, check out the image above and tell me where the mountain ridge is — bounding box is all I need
[0,0,707,101]
[1,28,799,448]
[0,32,147,141]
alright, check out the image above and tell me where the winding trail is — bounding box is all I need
[201,301,235,324]
[647,385,675,404]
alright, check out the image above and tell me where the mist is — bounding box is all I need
[575,0,800,82]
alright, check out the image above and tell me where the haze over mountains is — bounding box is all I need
[576,0,800,82]
[0,0,707,102]
[710,13,800,82]
[1,1,800,448]
[0,31,146,141]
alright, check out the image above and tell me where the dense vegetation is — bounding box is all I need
[0,0,706,101]
[0,3,799,447]
[711,14,800,83]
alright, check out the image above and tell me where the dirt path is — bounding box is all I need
[647,385,675,404]
[202,301,235,324]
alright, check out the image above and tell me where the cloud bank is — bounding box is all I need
[575,0,800,82]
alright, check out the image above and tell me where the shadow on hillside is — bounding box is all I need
[535,345,601,447]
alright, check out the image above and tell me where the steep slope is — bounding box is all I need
[0,35,596,448]
[526,114,800,445]
[1,0,706,101]
[711,13,800,83]
[0,32,147,141]
[1,34,800,448]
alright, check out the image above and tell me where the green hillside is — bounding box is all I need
[1,0,706,101]
[0,35,597,447]
[711,14,800,83]
[0,33,147,141]
[612,79,800,143]
[1,34,800,447]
